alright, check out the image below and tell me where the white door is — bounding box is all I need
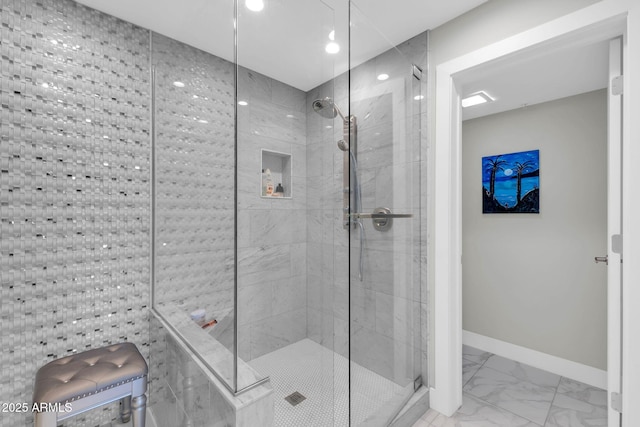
[607,36,623,427]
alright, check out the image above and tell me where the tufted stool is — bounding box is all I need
[32,342,148,427]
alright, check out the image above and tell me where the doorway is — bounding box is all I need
[430,7,626,426]
[460,86,609,426]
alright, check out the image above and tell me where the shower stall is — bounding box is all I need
[149,0,427,425]
[0,0,425,424]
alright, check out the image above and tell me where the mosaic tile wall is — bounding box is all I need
[152,32,236,324]
[0,0,150,426]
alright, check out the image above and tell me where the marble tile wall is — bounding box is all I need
[305,32,428,390]
[0,1,151,426]
[148,313,274,427]
[236,66,309,366]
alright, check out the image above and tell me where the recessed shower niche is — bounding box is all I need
[261,149,292,198]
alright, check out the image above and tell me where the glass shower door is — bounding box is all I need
[347,2,423,425]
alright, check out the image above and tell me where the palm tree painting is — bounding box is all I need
[482,149,539,213]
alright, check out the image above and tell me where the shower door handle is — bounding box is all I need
[350,213,414,219]
[350,207,413,232]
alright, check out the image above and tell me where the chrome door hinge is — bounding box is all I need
[414,375,423,391]
[612,75,623,95]
[611,391,622,412]
[612,234,622,255]
[413,64,423,81]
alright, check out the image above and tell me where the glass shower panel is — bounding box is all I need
[347,2,423,425]
[152,0,238,391]
[235,0,352,423]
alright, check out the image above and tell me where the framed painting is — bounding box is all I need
[482,149,539,213]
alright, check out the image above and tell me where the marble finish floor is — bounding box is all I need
[249,339,408,427]
[413,346,607,427]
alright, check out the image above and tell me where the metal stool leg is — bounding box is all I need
[120,395,132,423]
[131,394,147,427]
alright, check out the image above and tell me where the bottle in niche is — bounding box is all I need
[265,168,274,196]
[274,183,284,197]
[261,169,267,196]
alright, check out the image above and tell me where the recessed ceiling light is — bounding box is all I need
[238,100,248,106]
[245,0,264,12]
[414,95,424,100]
[173,81,185,88]
[461,91,494,108]
[325,42,340,54]
[286,114,295,118]
[377,73,389,81]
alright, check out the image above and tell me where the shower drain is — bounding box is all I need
[284,391,306,406]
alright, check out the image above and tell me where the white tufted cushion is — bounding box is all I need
[33,343,147,404]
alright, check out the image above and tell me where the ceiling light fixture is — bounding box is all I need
[377,73,389,81]
[173,81,185,88]
[328,30,335,41]
[238,100,248,106]
[245,0,264,12]
[414,95,424,100]
[325,42,340,54]
[461,91,494,108]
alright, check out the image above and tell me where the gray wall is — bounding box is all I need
[461,90,607,369]
[0,1,150,426]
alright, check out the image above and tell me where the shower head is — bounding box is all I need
[312,97,346,121]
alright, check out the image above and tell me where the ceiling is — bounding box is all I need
[459,39,610,121]
[73,0,487,91]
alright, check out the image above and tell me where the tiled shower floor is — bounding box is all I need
[413,345,607,427]
[249,339,407,427]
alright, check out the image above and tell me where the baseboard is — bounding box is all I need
[462,330,607,389]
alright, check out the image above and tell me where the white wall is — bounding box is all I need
[462,90,607,370]
[428,0,601,66]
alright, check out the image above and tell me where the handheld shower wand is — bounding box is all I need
[311,97,363,280]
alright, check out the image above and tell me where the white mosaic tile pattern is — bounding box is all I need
[0,0,150,425]
[249,339,407,427]
[152,32,235,318]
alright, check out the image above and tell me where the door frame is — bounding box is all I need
[430,1,638,424]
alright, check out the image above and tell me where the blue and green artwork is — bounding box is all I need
[482,149,539,213]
